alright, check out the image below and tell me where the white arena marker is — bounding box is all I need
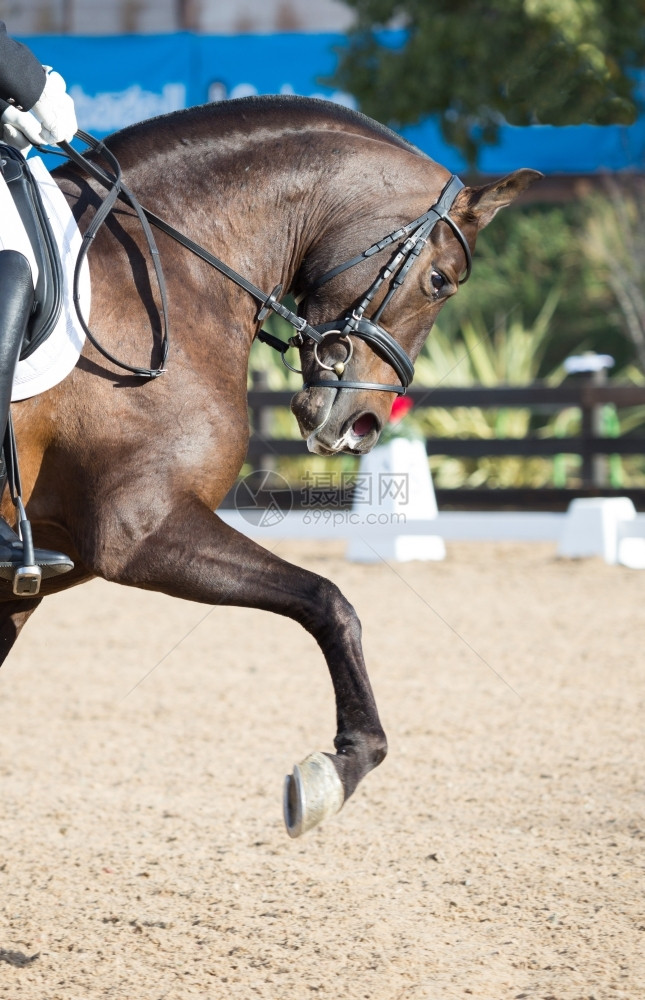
[346,437,446,563]
[557,497,637,564]
[617,536,645,570]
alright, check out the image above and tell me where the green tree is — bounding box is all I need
[332,0,645,166]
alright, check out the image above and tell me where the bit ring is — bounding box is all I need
[313,331,354,376]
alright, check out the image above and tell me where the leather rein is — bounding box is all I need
[54,131,471,395]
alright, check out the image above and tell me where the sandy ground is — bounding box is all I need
[0,539,643,1000]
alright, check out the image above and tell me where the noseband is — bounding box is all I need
[54,134,470,395]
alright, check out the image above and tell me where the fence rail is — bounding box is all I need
[236,375,645,511]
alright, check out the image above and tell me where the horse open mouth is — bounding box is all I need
[308,409,382,455]
[352,412,379,438]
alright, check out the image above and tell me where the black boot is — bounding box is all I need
[0,249,73,594]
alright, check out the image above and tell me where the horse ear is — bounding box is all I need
[461,168,543,230]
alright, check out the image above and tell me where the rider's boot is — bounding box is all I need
[0,249,73,595]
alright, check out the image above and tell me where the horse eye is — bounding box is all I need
[430,269,446,292]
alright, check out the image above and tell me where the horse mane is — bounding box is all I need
[103,94,427,161]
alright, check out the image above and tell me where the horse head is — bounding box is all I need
[289,163,541,455]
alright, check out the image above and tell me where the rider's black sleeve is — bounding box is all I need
[0,21,46,111]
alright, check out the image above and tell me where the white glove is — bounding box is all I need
[1,105,44,154]
[30,67,78,144]
[0,67,77,153]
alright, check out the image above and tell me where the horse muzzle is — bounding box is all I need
[308,407,383,456]
[291,381,384,455]
[291,327,408,453]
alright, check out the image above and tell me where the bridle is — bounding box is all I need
[54,133,471,396]
[285,173,472,395]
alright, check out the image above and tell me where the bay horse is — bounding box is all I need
[0,96,540,836]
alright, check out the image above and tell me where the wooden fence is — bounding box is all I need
[233,373,645,511]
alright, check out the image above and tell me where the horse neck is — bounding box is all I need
[120,137,318,302]
[127,125,432,308]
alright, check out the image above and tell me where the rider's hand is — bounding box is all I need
[30,67,77,144]
[0,104,42,153]
[0,67,77,152]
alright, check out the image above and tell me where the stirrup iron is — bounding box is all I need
[11,498,42,596]
[0,416,73,596]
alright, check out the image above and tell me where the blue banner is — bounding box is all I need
[18,31,645,174]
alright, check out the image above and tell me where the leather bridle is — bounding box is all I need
[54,133,470,396]
[287,173,472,395]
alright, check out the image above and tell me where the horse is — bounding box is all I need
[0,95,540,837]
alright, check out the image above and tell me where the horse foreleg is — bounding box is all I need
[91,501,387,837]
[0,597,42,667]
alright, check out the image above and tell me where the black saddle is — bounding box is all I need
[0,142,63,360]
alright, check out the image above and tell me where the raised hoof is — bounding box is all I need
[283,751,345,838]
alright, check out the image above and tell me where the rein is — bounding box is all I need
[57,132,170,379]
[54,132,470,395]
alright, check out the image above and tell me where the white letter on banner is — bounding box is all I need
[69,84,187,132]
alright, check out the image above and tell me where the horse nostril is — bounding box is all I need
[352,413,378,437]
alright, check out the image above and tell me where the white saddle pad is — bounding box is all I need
[0,155,90,402]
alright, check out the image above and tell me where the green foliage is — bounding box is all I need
[332,0,645,165]
[441,200,634,374]
[410,315,645,488]
[413,301,567,486]
[580,178,645,372]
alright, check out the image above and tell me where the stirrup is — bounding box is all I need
[0,418,73,596]
[0,513,73,596]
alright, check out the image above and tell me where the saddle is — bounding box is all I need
[0,143,63,360]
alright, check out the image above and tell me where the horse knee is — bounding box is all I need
[299,576,361,641]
